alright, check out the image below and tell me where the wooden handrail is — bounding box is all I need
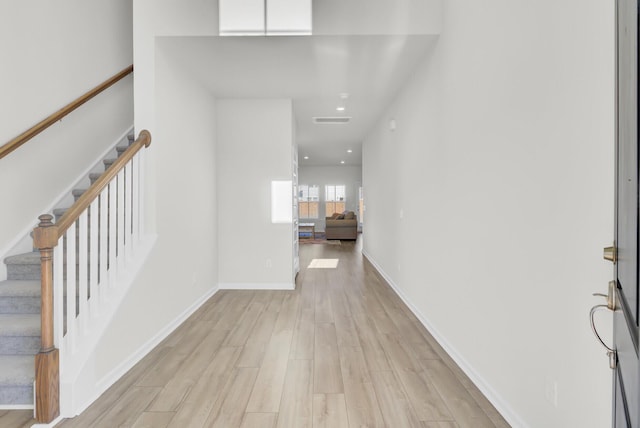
[0,65,134,160]
[31,129,151,423]
[55,129,151,236]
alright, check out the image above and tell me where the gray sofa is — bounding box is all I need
[325,211,358,240]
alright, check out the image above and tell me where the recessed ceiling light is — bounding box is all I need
[304,156,309,160]
[340,93,349,99]
[347,149,353,153]
[340,160,345,164]
[336,106,345,111]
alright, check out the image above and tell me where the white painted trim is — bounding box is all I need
[29,415,63,428]
[69,284,219,417]
[0,126,134,265]
[361,249,528,428]
[219,282,295,290]
[58,234,158,416]
[0,404,33,410]
[60,234,157,384]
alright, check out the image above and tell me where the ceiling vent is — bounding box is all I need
[313,117,351,124]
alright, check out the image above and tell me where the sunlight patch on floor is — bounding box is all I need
[308,258,339,269]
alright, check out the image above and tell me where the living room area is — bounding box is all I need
[297,164,363,243]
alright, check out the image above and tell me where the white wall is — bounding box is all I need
[217,99,294,289]
[362,1,615,427]
[313,0,441,35]
[75,44,219,398]
[133,0,219,142]
[298,165,362,231]
[61,3,225,412]
[0,0,134,258]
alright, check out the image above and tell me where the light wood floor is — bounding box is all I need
[2,237,509,428]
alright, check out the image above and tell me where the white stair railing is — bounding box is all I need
[57,155,143,354]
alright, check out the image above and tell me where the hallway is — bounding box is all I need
[40,238,510,427]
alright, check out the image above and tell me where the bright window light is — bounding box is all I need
[272,180,293,223]
[308,259,339,269]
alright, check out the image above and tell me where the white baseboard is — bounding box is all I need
[361,249,528,428]
[29,415,63,428]
[219,282,295,290]
[69,284,219,418]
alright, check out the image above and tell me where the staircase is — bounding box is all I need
[0,133,134,407]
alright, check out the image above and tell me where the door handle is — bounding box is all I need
[592,280,617,311]
[589,304,617,369]
[590,304,614,353]
[590,281,617,369]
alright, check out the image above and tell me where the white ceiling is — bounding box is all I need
[158,35,437,166]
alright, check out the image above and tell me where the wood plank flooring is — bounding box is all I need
[0,410,34,428]
[1,237,510,428]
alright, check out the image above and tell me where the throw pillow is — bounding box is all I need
[344,212,355,220]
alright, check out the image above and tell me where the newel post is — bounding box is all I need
[32,214,60,423]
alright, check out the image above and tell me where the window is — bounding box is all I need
[271,180,292,223]
[325,185,346,215]
[299,184,319,218]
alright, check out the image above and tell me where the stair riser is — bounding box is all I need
[0,297,40,314]
[0,337,39,355]
[0,385,33,405]
[7,265,40,281]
